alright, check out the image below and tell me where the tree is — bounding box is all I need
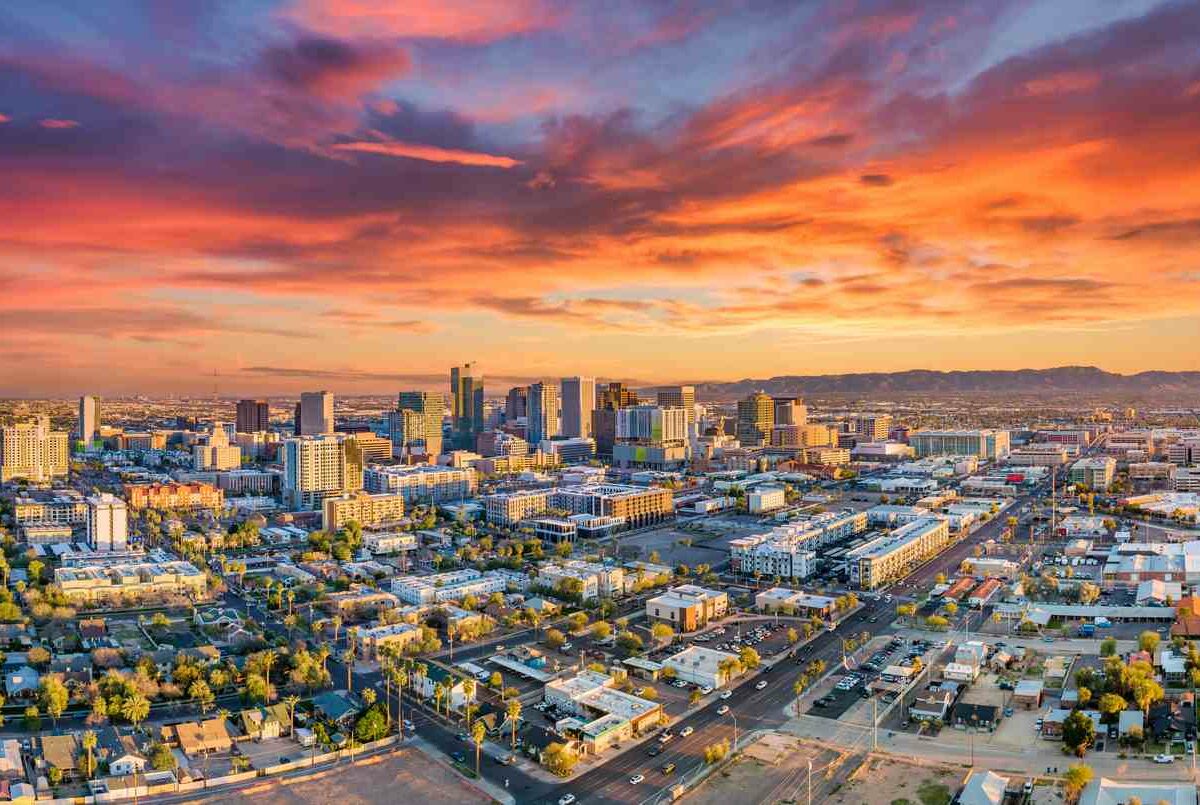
[39,676,69,727]
[1100,637,1118,657]
[489,671,503,689]
[1097,693,1127,723]
[361,688,377,709]
[48,766,62,787]
[616,631,644,657]
[1062,710,1095,757]
[462,679,477,725]
[943,601,958,616]
[739,647,761,670]
[506,699,522,749]
[82,730,98,780]
[651,623,674,644]
[787,627,799,644]
[472,719,487,776]
[1138,631,1161,654]
[591,621,612,640]
[189,679,215,714]
[283,694,301,737]
[543,742,578,776]
[149,742,176,771]
[1078,583,1101,605]
[545,629,566,650]
[122,692,150,729]
[689,689,702,706]
[1063,764,1094,801]
[354,705,388,743]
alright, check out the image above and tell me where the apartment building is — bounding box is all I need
[124,482,224,510]
[613,405,689,470]
[484,489,551,526]
[646,584,728,632]
[537,561,624,601]
[0,416,69,482]
[217,469,279,496]
[1175,468,1200,493]
[1007,444,1071,467]
[321,490,406,531]
[87,493,128,552]
[1069,457,1117,490]
[281,435,364,510]
[729,510,868,580]
[323,586,400,615]
[357,623,423,660]
[55,561,207,603]
[363,464,476,504]
[391,568,511,605]
[910,429,1011,460]
[549,484,673,529]
[846,517,952,590]
[390,391,445,459]
[851,413,893,442]
[13,493,88,525]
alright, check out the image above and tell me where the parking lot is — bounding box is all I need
[809,635,926,721]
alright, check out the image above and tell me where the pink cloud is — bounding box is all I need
[282,0,559,43]
[332,140,523,168]
[39,118,79,129]
[0,114,9,123]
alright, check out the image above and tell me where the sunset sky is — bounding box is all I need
[2,0,1200,396]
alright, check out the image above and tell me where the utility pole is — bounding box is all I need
[807,758,813,805]
[872,696,878,751]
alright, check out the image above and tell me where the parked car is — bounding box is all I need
[403,720,415,732]
[559,795,576,805]
[1154,754,1174,764]
[720,690,732,700]
[630,774,646,784]
[756,680,769,690]
[718,705,730,715]
[680,726,694,737]
[700,685,714,695]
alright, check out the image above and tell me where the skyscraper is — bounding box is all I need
[657,385,696,436]
[527,381,559,445]
[772,397,808,427]
[0,415,69,482]
[593,382,638,459]
[450,363,484,449]
[87,493,129,552]
[77,395,101,446]
[736,391,774,447]
[598,382,639,410]
[390,391,445,459]
[560,376,596,439]
[299,391,334,435]
[236,399,271,433]
[505,386,528,422]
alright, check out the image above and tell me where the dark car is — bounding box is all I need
[648,744,664,756]
[452,752,467,764]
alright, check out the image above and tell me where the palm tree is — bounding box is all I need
[283,695,301,737]
[433,682,446,719]
[341,650,355,693]
[121,693,150,730]
[461,679,476,725]
[82,730,97,780]
[316,646,331,681]
[331,615,343,646]
[260,649,278,703]
[506,699,522,749]
[472,720,487,777]
[394,668,408,731]
[361,688,377,709]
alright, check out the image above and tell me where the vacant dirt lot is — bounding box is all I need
[225,748,488,805]
[831,754,965,805]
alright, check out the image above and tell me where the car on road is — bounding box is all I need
[720,690,732,699]
[1154,754,1174,764]
[457,732,469,742]
[755,680,769,690]
[403,720,415,732]
[452,751,467,764]
[718,705,730,715]
[558,795,576,805]
[658,731,675,743]
[680,726,694,737]
[700,685,714,695]
[660,762,676,775]
[630,774,645,784]
[495,754,514,766]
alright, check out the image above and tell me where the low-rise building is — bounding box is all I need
[754,588,836,617]
[322,490,406,531]
[323,586,400,615]
[747,487,786,513]
[1070,457,1117,490]
[124,482,223,510]
[484,489,551,526]
[646,584,728,632]
[537,561,624,602]
[357,623,423,660]
[661,645,741,688]
[543,670,662,753]
[54,561,207,603]
[391,569,511,605]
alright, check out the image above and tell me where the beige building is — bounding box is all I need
[357,622,424,660]
[736,392,774,447]
[281,434,364,510]
[322,490,406,531]
[484,489,551,525]
[646,584,729,632]
[0,415,69,482]
[549,484,673,528]
[847,517,951,590]
[192,424,241,471]
[55,561,207,603]
[125,482,224,510]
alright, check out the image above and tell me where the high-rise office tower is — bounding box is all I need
[657,385,696,437]
[736,391,774,447]
[527,381,560,445]
[450,363,484,449]
[560,376,596,439]
[592,382,638,459]
[77,395,101,446]
[236,399,271,434]
[772,397,808,427]
[87,493,129,552]
[281,434,364,510]
[0,415,69,482]
[299,391,334,435]
[505,386,528,423]
[614,405,689,469]
[852,413,893,442]
[390,391,445,459]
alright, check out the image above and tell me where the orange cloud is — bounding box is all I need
[331,140,523,168]
[39,118,79,128]
[281,0,558,43]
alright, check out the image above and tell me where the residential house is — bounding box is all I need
[1012,680,1044,709]
[169,718,233,756]
[909,690,954,723]
[50,654,93,688]
[951,702,999,731]
[959,770,1008,805]
[96,728,146,777]
[39,734,79,780]
[412,666,475,713]
[1078,778,1196,805]
[4,666,38,698]
[311,690,360,727]
[1118,710,1144,737]
[240,707,284,741]
[0,739,22,778]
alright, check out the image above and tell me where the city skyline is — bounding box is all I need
[3,1,1200,395]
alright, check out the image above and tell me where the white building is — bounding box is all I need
[729,510,867,580]
[846,517,951,589]
[747,487,786,513]
[192,424,241,471]
[910,430,1011,460]
[281,434,363,510]
[363,464,477,504]
[391,569,510,605]
[87,493,128,552]
[661,646,740,688]
[537,561,624,602]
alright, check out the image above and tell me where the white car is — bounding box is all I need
[717,705,730,715]
[559,796,576,805]
[700,686,714,695]
[630,774,645,784]
[720,690,732,700]
[680,726,694,737]
[755,680,769,690]
[1154,754,1174,764]
[403,720,415,732]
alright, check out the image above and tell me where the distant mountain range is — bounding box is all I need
[691,366,1200,399]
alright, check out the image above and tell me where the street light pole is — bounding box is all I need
[807,758,813,805]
